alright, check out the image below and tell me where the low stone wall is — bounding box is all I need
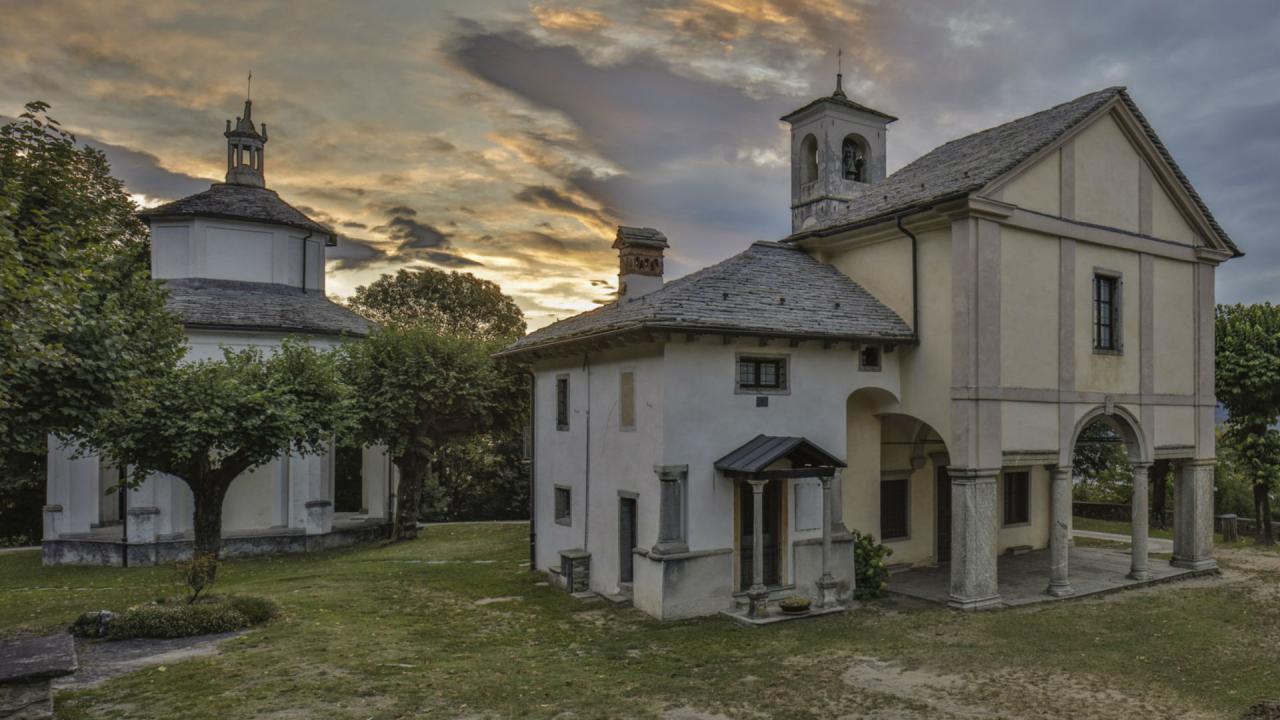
[42,520,390,567]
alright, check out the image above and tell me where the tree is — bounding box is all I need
[1071,420,1134,504]
[90,340,349,560]
[1215,303,1280,545]
[347,268,526,341]
[341,327,520,539]
[0,102,184,473]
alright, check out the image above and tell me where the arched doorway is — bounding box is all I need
[1057,405,1153,595]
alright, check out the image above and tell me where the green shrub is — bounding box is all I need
[175,554,219,604]
[104,595,277,640]
[227,595,279,625]
[852,530,892,600]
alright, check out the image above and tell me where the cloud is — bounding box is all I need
[513,184,617,235]
[328,234,387,271]
[372,209,451,251]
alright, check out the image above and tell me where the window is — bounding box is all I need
[554,486,572,526]
[880,477,909,540]
[736,356,787,392]
[859,345,881,371]
[1003,471,1030,526]
[1093,273,1121,352]
[555,375,569,431]
[619,371,635,430]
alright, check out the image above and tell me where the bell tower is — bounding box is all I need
[224,95,268,188]
[781,66,896,232]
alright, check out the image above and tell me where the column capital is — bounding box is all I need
[653,464,688,482]
[747,478,769,491]
[1129,461,1154,471]
[947,467,1000,484]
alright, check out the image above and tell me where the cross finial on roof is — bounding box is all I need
[834,49,846,98]
[247,71,252,101]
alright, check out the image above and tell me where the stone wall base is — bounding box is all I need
[42,521,390,567]
[632,548,734,620]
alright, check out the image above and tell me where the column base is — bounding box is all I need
[1171,557,1218,571]
[817,576,839,609]
[947,593,1002,611]
[747,586,769,618]
[1127,570,1152,582]
[1046,582,1074,598]
[649,541,689,557]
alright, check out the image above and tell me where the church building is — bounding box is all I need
[501,81,1238,620]
[42,99,396,566]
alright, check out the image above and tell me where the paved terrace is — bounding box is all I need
[890,545,1211,608]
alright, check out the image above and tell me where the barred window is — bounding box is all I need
[555,375,569,431]
[1093,274,1121,352]
[737,357,787,391]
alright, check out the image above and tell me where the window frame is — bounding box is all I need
[619,369,636,432]
[1092,270,1123,355]
[859,345,882,372]
[555,374,570,431]
[879,471,911,541]
[734,353,790,395]
[1002,469,1031,527]
[554,485,572,526]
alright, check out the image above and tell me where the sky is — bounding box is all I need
[2,1,1277,329]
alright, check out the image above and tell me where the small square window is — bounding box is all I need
[555,375,570,431]
[859,345,881,371]
[736,356,787,393]
[1003,471,1030,526]
[554,486,571,526]
[880,477,909,540]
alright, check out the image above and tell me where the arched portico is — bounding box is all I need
[1052,405,1153,597]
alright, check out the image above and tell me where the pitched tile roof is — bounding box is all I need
[714,435,847,475]
[163,278,371,337]
[793,86,1239,255]
[139,183,333,238]
[499,241,914,357]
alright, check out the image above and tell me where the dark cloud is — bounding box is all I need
[373,211,451,251]
[425,136,456,152]
[327,234,387,271]
[419,250,483,268]
[342,221,368,229]
[82,136,212,202]
[513,185,617,232]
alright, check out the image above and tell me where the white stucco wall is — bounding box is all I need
[150,217,326,291]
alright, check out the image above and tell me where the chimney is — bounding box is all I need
[613,226,668,302]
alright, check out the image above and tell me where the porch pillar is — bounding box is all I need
[1047,465,1074,597]
[1129,462,1152,581]
[817,474,838,608]
[747,478,769,618]
[1172,459,1217,570]
[948,468,1001,610]
[651,465,689,556]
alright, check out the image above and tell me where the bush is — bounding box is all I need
[175,554,218,603]
[103,595,278,640]
[852,530,892,600]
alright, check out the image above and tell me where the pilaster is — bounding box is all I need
[948,468,1001,610]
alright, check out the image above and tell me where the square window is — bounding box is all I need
[554,486,571,526]
[555,375,570,431]
[1003,471,1030,526]
[736,356,787,393]
[1093,273,1121,352]
[880,477,909,540]
[859,345,882,371]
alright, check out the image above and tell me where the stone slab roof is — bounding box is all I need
[798,87,1239,255]
[499,241,914,357]
[163,278,371,337]
[140,183,333,238]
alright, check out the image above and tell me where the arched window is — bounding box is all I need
[842,134,869,182]
[800,134,819,184]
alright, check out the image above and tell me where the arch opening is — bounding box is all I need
[842,134,869,182]
[800,134,819,184]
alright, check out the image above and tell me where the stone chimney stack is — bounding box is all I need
[613,226,668,302]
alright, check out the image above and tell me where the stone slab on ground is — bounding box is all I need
[0,634,76,720]
[53,631,246,691]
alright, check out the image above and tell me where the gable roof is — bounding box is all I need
[497,241,914,357]
[790,87,1239,256]
[139,183,334,239]
[714,435,846,476]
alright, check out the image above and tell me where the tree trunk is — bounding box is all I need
[191,479,231,558]
[1262,488,1276,546]
[392,453,427,541]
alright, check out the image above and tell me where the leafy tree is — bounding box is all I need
[0,101,184,473]
[341,327,521,539]
[347,268,526,341]
[1071,420,1134,504]
[90,340,349,560]
[1215,303,1280,545]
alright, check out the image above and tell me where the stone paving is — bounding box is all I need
[890,545,1211,608]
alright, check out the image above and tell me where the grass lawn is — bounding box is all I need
[1072,515,1176,539]
[3,524,1279,719]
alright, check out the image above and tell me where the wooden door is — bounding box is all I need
[619,497,637,584]
[936,466,952,563]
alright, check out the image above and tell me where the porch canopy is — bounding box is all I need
[714,435,846,480]
[714,435,847,618]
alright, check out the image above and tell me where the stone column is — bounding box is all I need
[1047,465,1074,597]
[818,474,838,608]
[1129,462,1152,581]
[948,468,1001,610]
[1172,459,1217,570]
[747,479,769,618]
[651,465,689,556]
